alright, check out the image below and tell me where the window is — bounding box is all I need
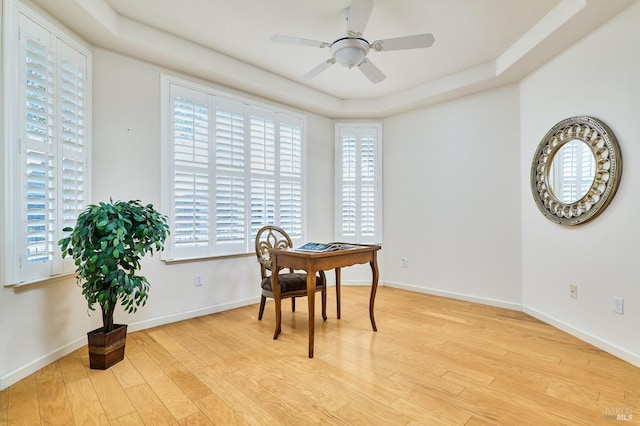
[2,0,92,286]
[335,123,382,244]
[161,75,305,260]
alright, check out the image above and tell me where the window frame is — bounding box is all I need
[160,74,307,261]
[2,0,92,287]
[334,122,382,244]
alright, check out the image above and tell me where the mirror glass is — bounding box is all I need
[530,116,622,226]
[548,139,596,204]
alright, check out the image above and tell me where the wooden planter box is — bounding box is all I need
[87,324,127,370]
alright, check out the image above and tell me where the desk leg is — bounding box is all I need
[369,253,379,332]
[335,268,341,319]
[307,269,316,358]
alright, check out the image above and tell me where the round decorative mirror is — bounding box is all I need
[530,116,622,226]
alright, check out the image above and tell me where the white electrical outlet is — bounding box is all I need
[401,258,408,268]
[194,275,203,286]
[569,284,577,299]
[613,296,624,314]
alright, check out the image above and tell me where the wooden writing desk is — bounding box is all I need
[269,243,381,358]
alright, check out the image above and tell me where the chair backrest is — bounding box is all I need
[255,225,294,278]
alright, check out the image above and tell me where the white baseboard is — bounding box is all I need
[384,281,522,311]
[0,296,260,390]
[126,296,260,333]
[523,306,640,368]
[0,336,87,391]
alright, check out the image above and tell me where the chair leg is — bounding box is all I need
[258,295,266,320]
[274,296,282,339]
[291,297,296,312]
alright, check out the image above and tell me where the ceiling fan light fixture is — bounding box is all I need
[331,38,370,68]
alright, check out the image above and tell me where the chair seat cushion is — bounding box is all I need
[262,272,325,293]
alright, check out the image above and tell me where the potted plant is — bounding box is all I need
[59,199,170,369]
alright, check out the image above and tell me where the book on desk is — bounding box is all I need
[294,242,355,252]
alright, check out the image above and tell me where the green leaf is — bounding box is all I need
[113,248,120,258]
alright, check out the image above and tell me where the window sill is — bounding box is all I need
[162,252,254,265]
[5,272,76,288]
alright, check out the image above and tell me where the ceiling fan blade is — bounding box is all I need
[271,34,330,48]
[371,33,435,52]
[346,0,374,37]
[357,58,385,83]
[303,59,336,80]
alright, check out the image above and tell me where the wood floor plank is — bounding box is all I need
[65,377,109,425]
[86,369,136,420]
[6,375,40,424]
[146,374,199,421]
[125,383,178,425]
[56,350,88,384]
[36,376,74,426]
[109,358,146,389]
[197,368,281,426]
[34,363,62,384]
[3,286,638,425]
[223,367,332,425]
[109,411,145,426]
[152,325,209,374]
[0,388,7,424]
[336,397,412,425]
[193,393,246,425]
[177,411,214,425]
[247,363,349,420]
[127,350,165,382]
[390,396,470,426]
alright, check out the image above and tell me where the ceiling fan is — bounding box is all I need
[271,0,435,83]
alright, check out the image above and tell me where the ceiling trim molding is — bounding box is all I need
[61,0,633,118]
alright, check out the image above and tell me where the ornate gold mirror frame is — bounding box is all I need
[530,116,622,226]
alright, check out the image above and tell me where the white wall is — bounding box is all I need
[4,0,639,391]
[0,48,336,389]
[520,2,640,365]
[382,85,522,309]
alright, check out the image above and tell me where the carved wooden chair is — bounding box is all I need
[255,225,327,335]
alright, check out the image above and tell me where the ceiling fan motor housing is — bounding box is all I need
[331,37,370,68]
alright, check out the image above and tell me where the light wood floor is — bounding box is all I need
[1,286,638,425]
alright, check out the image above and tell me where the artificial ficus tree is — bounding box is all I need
[59,199,170,333]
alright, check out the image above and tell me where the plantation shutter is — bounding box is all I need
[12,11,91,284]
[278,114,303,241]
[21,16,56,281]
[58,42,88,275]
[359,127,377,239]
[214,98,246,255]
[338,128,358,240]
[249,106,276,238]
[336,124,382,244]
[162,76,307,260]
[169,85,210,258]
